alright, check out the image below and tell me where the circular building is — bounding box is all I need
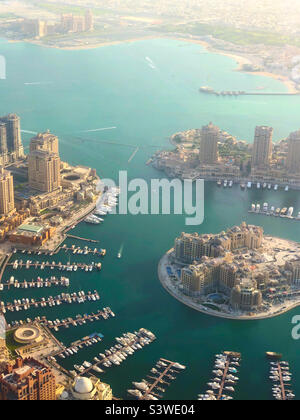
[14,326,43,345]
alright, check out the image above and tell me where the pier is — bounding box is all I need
[0,276,70,290]
[9,260,102,272]
[268,357,295,400]
[45,307,115,331]
[139,358,186,400]
[0,254,12,284]
[0,290,100,313]
[53,332,104,359]
[66,234,99,243]
[75,329,156,377]
[198,351,241,401]
[199,87,300,97]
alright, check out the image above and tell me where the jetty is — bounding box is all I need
[268,356,295,400]
[198,351,241,401]
[74,329,156,377]
[199,87,300,97]
[53,332,104,359]
[0,290,100,314]
[65,234,99,243]
[45,307,115,331]
[0,254,12,284]
[9,260,102,272]
[138,358,186,400]
[0,276,70,290]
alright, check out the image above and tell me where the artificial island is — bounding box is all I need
[158,222,300,320]
[149,123,300,189]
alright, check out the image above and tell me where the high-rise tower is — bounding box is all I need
[251,126,273,168]
[286,130,300,174]
[0,167,15,216]
[199,122,219,164]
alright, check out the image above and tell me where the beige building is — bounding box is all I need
[61,376,112,401]
[30,131,59,154]
[199,122,219,164]
[175,223,263,263]
[285,260,300,285]
[0,167,15,216]
[286,130,300,174]
[28,150,61,193]
[251,126,273,168]
[230,279,263,312]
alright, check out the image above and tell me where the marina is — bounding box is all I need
[0,290,100,313]
[128,358,186,400]
[13,245,106,256]
[1,37,300,400]
[217,180,291,192]
[44,307,115,331]
[6,308,115,330]
[267,353,295,401]
[249,202,300,220]
[73,328,156,376]
[198,352,241,401]
[9,260,102,272]
[54,332,104,359]
[0,276,70,290]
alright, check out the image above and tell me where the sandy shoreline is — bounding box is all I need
[165,36,298,94]
[7,33,298,93]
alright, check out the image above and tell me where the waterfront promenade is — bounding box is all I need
[158,250,300,321]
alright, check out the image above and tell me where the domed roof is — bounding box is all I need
[74,377,93,394]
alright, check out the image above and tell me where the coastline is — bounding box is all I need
[158,250,300,321]
[164,36,298,94]
[6,34,297,93]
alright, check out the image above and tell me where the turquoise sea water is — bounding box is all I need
[1,37,300,400]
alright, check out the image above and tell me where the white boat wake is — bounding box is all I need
[21,130,38,135]
[82,127,117,132]
[145,56,157,70]
[24,81,53,86]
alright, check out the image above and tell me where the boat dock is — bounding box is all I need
[0,290,100,313]
[45,307,115,331]
[0,254,12,284]
[0,276,70,290]
[73,328,156,377]
[198,351,241,401]
[249,203,300,221]
[9,260,102,272]
[268,355,295,400]
[53,332,104,359]
[14,245,106,257]
[138,358,186,400]
[66,234,99,243]
[61,245,106,256]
